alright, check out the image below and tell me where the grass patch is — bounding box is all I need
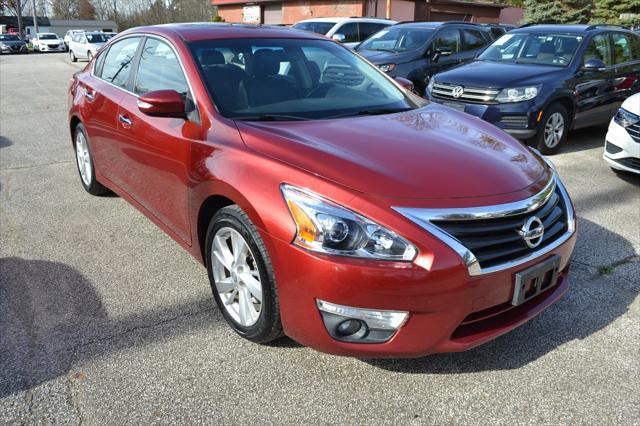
[598,266,615,275]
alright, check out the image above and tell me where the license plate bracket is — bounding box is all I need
[512,255,561,306]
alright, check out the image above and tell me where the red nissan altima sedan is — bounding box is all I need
[68,23,576,358]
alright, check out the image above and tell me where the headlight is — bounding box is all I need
[378,63,396,73]
[495,85,540,103]
[427,77,435,94]
[614,108,639,128]
[281,184,417,261]
[0,44,9,49]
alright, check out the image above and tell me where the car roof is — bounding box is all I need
[295,17,395,23]
[391,21,485,29]
[122,23,331,42]
[512,24,635,35]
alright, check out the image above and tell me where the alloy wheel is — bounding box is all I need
[543,112,564,149]
[211,227,263,327]
[75,131,92,186]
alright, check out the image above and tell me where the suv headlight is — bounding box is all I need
[378,63,396,73]
[495,85,540,103]
[281,184,417,261]
[614,108,639,128]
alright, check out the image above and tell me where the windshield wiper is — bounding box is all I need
[327,107,413,119]
[235,114,310,122]
[361,48,396,53]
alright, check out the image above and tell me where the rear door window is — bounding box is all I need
[611,33,634,64]
[462,29,487,51]
[100,37,141,89]
[359,23,387,41]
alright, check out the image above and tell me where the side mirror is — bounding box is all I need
[431,47,452,62]
[332,33,346,43]
[137,90,186,118]
[582,58,606,72]
[395,77,415,92]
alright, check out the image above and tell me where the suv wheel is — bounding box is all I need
[205,205,284,343]
[532,103,568,155]
[70,50,77,62]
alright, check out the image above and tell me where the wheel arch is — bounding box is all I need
[69,115,81,143]
[193,180,273,267]
[546,96,575,129]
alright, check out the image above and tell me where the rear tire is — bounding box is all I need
[87,51,93,62]
[74,123,109,196]
[530,103,568,155]
[205,205,284,344]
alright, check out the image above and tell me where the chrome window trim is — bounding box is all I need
[393,170,576,276]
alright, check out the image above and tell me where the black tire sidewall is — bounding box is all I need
[533,103,568,155]
[205,206,281,343]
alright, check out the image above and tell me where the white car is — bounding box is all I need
[31,33,65,52]
[69,31,109,62]
[64,29,84,49]
[292,17,396,48]
[604,93,640,175]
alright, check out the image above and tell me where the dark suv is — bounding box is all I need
[427,24,640,154]
[355,21,493,95]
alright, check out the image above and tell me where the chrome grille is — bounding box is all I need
[431,186,568,269]
[626,122,640,143]
[432,82,499,104]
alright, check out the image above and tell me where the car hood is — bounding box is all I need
[236,104,547,199]
[357,48,418,65]
[621,93,640,114]
[435,60,566,88]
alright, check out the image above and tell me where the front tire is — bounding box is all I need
[70,50,77,62]
[205,205,283,343]
[531,103,568,155]
[74,124,109,196]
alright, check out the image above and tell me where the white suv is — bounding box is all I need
[69,32,109,62]
[292,17,396,48]
[604,93,640,175]
[64,29,84,50]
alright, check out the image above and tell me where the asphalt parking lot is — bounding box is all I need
[1,52,639,424]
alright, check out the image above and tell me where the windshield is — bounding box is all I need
[292,22,337,35]
[358,27,434,53]
[479,33,583,67]
[190,38,421,120]
[0,35,20,41]
[86,33,108,43]
[39,34,58,40]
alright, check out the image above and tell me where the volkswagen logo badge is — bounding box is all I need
[452,86,464,98]
[518,216,545,249]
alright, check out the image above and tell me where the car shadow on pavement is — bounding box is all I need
[364,218,639,373]
[0,257,219,398]
[0,136,12,149]
[560,126,607,154]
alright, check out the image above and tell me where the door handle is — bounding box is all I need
[84,90,95,101]
[118,114,133,127]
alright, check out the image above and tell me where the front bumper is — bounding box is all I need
[1,45,27,54]
[603,120,640,174]
[266,230,575,358]
[37,44,66,52]
[428,96,541,140]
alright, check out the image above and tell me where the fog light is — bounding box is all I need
[316,299,409,344]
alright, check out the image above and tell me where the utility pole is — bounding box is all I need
[386,0,390,19]
[31,0,38,36]
[16,0,24,38]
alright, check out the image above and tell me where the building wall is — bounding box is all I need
[499,7,524,26]
[217,0,364,25]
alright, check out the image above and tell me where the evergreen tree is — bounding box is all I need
[592,0,640,25]
[523,0,594,24]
